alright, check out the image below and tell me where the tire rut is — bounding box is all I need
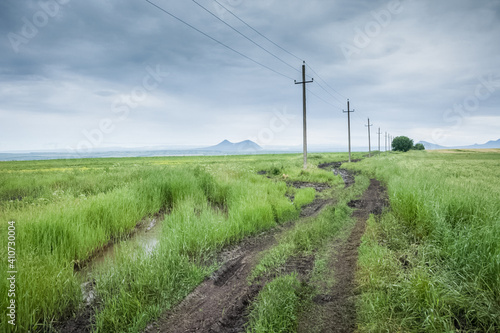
[300,178,388,333]
[144,196,333,333]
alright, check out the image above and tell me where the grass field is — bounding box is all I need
[348,150,500,332]
[0,153,353,332]
[1,150,499,332]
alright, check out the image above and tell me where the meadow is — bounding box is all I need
[0,153,352,332]
[348,149,500,332]
[1,149,499,332]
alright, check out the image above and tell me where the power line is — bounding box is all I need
[211,0,304,63]
[147,0,355,112]
[307,88,340,109]
[305,63,348,100]
[311,78,345,105]
[191,0,300,76]
[144,0,295,80]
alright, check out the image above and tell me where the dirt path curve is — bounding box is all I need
[302,178,387,333]
[144,198,332,333]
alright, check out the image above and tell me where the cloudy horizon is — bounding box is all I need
[1,0,499,153]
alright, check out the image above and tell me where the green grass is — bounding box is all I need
[14,149,497,332]
[250,174,368,281]
[246,274,304,333]
[1,153,350,332]
[351,150,500,332]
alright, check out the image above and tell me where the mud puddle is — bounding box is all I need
[288,180,331,192]
[77,213,164,276]
[55,214,164,333]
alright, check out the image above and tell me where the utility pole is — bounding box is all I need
[295,61,313,169]
[365,118,373,157]
[343,99,354,162]
[385,132,387,152]
[377,127,381,156]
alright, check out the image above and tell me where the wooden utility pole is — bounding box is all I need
[343,99,354,162]
[365,118,373,157]
[377,127,381,156]
[295,61,313,169]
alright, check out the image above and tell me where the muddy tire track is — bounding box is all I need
[318,160,359,188]
[300,178,387,333]
[143,197,332,333]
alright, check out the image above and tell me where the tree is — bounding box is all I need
[392,136,414,152]
[413,143,425,150]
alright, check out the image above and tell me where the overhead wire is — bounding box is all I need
[311,78,345,105]
[144,0,295,80]
[305,63,348,101]
[191,0,301,76]
[307,88,342,110]
[211,0,304,63]
[146,0,355,119]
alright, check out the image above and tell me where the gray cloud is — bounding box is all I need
[1,0,499,151]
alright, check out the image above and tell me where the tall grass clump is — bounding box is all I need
[352,150,500,332]
[246,274,303,333]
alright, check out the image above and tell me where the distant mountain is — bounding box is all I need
[419,139,500,150]
[200,140,263,152]
[418,141,447,150]
[467,139,500,149]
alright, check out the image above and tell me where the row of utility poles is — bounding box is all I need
[296,62,393,169]
[344,99,393,162]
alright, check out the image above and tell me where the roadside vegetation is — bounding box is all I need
[1,149,497,332]
[0,152,359,332]
[347,150,500,332]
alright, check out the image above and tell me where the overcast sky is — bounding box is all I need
[1,0,499,152]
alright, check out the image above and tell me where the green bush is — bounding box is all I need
[413,143,425,150]
[392,136,414,152]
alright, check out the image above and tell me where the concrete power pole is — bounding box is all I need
[366,118,373,157]
[343,99,354,162]
[385,132,387,152]
[377,127,381,156]
[295,61,313,169]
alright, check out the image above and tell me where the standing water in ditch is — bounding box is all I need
[78,214,164,305]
